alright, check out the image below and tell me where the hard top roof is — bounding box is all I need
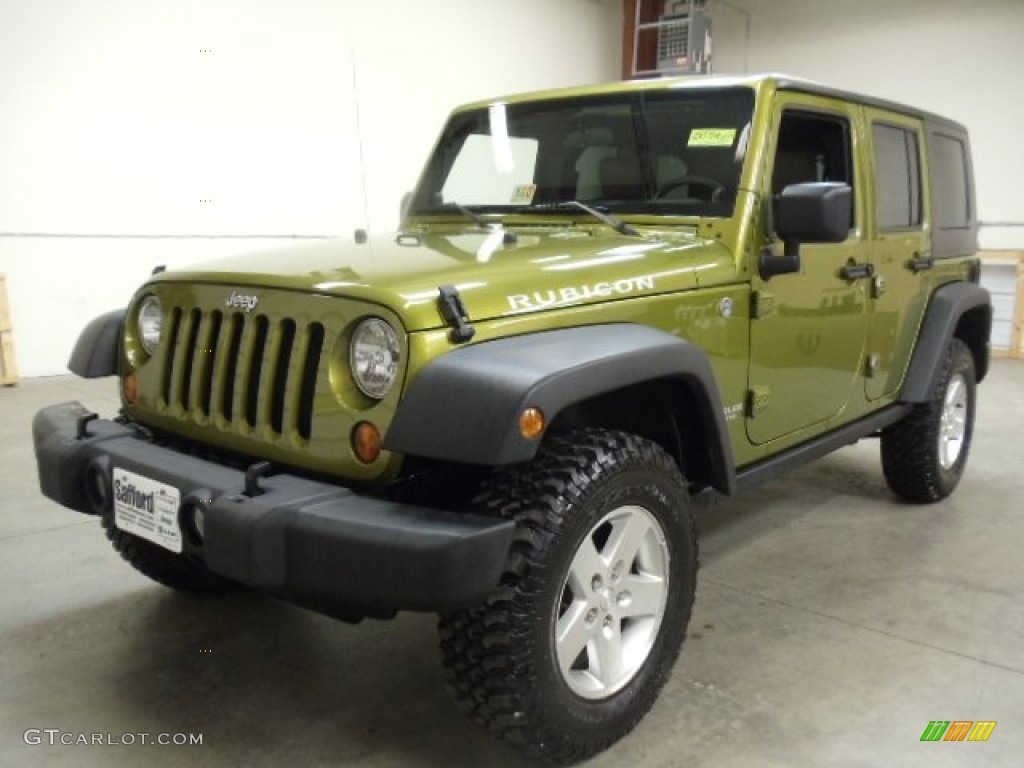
[455,73,966,134]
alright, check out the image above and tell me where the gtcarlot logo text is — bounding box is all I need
[24,729,203,746]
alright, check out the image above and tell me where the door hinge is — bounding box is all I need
[870,274,886,299]
[865,354,880,377]
[751,291,776,320]
[746,386,770,417]
[907,254,934,272]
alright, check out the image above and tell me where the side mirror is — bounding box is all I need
[399,191,413,222]
[760,182,851,280]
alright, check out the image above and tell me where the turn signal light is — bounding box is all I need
[519,407,546,439]
[122,372,139,404]
[352,421,382,463]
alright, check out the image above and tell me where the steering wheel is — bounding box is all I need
[655,175,727,202]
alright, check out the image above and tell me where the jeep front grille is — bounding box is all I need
[159,307,325,440]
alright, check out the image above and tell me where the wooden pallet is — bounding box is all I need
[979,251,1024,360]
[0,274,18,385]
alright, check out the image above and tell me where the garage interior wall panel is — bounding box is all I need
[0,0,622,377]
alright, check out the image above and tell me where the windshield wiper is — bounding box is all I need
[527,200,640,237]
[434,202,518,244]
[437,202,494,230]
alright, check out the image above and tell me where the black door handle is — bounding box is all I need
[839,262,875,281]
[907,256,934,272]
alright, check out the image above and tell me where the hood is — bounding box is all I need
[156,226,734,331]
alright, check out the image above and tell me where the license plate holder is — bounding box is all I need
[112,467,183,554]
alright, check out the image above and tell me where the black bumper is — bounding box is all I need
[32,402,515,613]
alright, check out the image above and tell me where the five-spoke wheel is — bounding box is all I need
[556,504,670,699]
[439,429,696,765]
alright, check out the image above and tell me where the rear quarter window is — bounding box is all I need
[930,133,970,229]
[872,123,922,230]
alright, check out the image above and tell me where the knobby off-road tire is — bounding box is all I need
[438,429,697,765]
[882,338,977,503]
[100,511,233,593]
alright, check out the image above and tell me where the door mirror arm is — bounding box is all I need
[759,239,801,280]
[759,182,852,281]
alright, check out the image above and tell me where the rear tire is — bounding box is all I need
[881,338,976,503]
[438,429,697,765]
[100,512,233,593]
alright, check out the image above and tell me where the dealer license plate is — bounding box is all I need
[112,468,183,553]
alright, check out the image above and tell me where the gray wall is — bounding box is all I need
[712,0,1024,250]
[0,0,623,376]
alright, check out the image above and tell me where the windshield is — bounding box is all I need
[411,87,755,219]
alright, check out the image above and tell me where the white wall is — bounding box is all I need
[711,0,1024,250]
[0,0,622,377]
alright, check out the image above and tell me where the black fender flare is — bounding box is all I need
[68,310,124,378]
[384,324,736,494]
[901,282,991,402]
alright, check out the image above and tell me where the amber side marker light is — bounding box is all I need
[352,421,382,463]
[122,372,139,404]
[519,407,546,439]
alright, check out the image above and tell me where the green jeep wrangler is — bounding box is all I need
[34,75,991,764]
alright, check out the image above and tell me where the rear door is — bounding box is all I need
[863,110,931,401]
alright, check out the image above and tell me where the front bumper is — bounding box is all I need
[33,402,514,614]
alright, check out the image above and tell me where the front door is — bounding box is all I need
[747,96,870,445]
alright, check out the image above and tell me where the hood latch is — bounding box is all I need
[438,285,476,343]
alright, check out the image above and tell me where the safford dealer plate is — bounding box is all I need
[112,468,183,553]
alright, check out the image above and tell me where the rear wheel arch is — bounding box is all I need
[901,282,991,402]
[953,302,992,383]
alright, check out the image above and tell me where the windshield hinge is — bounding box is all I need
[438,285,476,343]
[751,290,776,320]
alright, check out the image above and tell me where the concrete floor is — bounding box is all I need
[1,363,1022,768]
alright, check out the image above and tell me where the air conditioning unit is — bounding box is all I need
[657,4,711,74]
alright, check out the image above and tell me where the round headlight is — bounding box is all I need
[350,318,401,399]
[137,295,164,355]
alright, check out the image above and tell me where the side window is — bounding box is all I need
[772,111,855,229]
[873,123,922,230]
[931,134,970,229]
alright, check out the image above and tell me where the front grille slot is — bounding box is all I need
[196,310,223,417]
[221,313,244,421]
[270,319,296,434]
[244,315,270,428]
[160,307,183,406]
[179,309,202,411]
[158,307,324,440]
[298,323,325,440]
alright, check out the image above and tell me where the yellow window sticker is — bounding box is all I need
[510,183,537,204]
[688,128,737,147]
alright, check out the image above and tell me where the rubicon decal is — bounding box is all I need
[508,276,656,311]
[225,291,259,312]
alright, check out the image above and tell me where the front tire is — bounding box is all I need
[881,338,977,503]
[439,429,697,765]
[100,512,233,593]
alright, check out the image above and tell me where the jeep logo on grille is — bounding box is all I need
[225,291,259,312]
